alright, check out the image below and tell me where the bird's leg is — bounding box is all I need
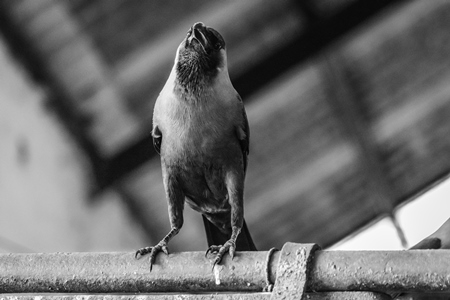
[206,171,244,267]
[135,168,184,271]
[135,227,180,271]
[207,226,241,268]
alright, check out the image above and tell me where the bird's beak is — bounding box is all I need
[187,22,209,53]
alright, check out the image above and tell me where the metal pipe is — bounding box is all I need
[309,250,450,293]
[0,251,276,293]
[1,249,450,294]
[0,292,392,300]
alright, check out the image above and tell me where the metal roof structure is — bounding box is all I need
[1,0,450,250]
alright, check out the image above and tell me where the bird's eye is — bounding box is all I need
[214,43,221,50]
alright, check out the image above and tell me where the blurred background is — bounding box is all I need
[1,0,450,253]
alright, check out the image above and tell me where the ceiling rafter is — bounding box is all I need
[321,54,408,247]
[97,0,405,189]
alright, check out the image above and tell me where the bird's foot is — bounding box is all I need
[135,242,169,271]
[205,239,236,269]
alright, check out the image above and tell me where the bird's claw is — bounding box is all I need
[205,245,220,257]
[135,246,152,259]
[135,242,169,271]
[206,240,236,269]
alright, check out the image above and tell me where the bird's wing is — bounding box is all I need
[152,125,162,155]
[236,94,249,174]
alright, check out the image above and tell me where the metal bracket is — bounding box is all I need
[271,242,320,300]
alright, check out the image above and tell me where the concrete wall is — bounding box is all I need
[0,37,145,253]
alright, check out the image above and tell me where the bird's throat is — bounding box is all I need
[175,49,219,99]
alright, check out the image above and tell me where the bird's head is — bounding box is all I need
[185,22,225,58]
[174,22,228,95]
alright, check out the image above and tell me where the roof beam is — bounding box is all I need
[0,0,405,190]
[97,0,405,189]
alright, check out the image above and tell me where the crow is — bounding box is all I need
[135,22,256,271]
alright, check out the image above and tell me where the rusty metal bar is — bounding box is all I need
[309,250,450,293]
[0,247,450,294]
[0,292,391,300]
[0,294,271,300]
[0,251,275,293]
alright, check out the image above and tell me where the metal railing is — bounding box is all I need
[1,243,449,299]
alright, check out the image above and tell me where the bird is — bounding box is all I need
[135,22,257,271]
[392,217,450,299]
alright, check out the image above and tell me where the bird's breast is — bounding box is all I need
[161,96,239,161]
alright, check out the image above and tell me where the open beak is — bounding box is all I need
[187,22,209,52]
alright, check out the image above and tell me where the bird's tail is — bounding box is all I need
[202,216,257,251]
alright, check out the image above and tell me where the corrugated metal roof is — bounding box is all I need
[1,0,449,250]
